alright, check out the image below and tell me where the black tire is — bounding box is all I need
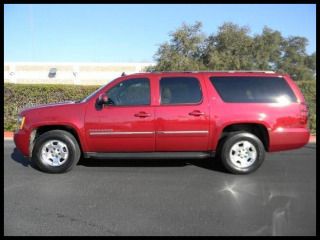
[219,132,265,174]
[32,130,81,173]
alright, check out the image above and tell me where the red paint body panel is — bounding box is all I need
[154,74,210,151]
[14,72,310,158]
[85,105,156,152]
[84,75,156,152]
[14,129,30,157]
[269,128,310,151]
[155,105,210,151]
[15,101,88,156]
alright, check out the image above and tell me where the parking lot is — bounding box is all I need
[4,140,316,236]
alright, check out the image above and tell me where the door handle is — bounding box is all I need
[134,112,151,118]
[189,110,205,116]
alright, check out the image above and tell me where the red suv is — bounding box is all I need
[14,71,310,174]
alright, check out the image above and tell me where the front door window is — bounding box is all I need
[107,78,150,106]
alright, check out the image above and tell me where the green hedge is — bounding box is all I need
[296,81,316,134]
[4,84,99,131]
[4,81,316,133]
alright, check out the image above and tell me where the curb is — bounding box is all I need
[4,131,14,140]
[4,131,316,143]
[309,135,316,143]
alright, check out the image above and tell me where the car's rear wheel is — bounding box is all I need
[32,130,81,173]
[219,132,265,174]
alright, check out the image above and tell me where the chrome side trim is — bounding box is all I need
[157,130,209,135]
[89,130,209,136]
[89,131,154,136]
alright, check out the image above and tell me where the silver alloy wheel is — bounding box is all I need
[40,140,69,167]
[229,140,257,168]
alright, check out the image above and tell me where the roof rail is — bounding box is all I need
[225,70,275,73]
[148,70,276,73]
[132,70,276,74]
[150,71,197,73]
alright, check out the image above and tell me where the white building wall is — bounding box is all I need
[4,62,155,85]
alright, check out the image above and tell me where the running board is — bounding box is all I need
[84,152,215,160]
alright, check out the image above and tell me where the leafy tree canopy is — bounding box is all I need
[147,22,316,81]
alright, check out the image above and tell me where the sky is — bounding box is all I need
[4,4,316,63]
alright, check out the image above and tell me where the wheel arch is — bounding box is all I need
[30,124,84,157]
[217,122,270,152]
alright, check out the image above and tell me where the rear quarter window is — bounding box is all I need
[209,76,297,103]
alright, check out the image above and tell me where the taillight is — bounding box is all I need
[299,102,309,125]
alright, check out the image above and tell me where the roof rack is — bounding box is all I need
[132,70,277,76]
[148,71,196,73]
[225,70,275,74]
[147,70,276,74]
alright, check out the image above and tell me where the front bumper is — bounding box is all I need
[14,129,30,157]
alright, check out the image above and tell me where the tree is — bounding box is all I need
[203,22,254,70]
[148,21,315,81]
[306,52,316,76]
[252,27,283,70]
[278,36,314,80]
[151,21,206,71]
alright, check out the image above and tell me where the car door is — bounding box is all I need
[84,77,155,152]
[155,75,210,151]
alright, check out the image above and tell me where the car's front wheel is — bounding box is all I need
[219,132,265,174]
[32,130,81,173]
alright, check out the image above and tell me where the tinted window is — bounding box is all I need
[106,78,150,106]
[209,76,297,103]
[160,77,202,105]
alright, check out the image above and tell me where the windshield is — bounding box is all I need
[80,83,107,103]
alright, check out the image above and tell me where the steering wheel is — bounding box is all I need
[107,98,115,105]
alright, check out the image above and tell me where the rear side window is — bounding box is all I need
[209,76,297,103]
[160,77,202,105]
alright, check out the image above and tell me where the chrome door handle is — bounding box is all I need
[134,112,151,118]
[189,110,205,116]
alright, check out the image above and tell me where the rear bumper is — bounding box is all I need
[269,128,310,152]
[14,129,30,157]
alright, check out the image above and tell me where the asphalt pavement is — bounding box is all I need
[4,140,316,236]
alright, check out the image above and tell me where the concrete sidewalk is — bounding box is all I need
[4,131,316,142]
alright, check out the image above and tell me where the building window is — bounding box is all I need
[48,68,57,78]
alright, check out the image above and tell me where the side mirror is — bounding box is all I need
[97,93,109,106]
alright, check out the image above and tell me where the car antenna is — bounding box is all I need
[121,72,126,76]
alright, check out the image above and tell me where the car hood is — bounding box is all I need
[20,101,77,115]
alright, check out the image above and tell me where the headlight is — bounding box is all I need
[17,116,26,130]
